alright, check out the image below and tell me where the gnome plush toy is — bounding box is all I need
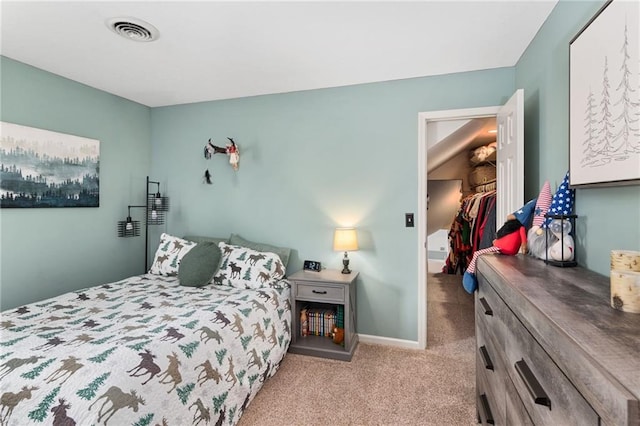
[528,172,575,261]
[462,198,536,293]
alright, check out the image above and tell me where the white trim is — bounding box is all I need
[417,106,500,350]
[358,333,420,350]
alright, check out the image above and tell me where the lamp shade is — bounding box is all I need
[333,228,359,252]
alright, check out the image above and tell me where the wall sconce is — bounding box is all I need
[333,227,359,274]
[117,176,170,271]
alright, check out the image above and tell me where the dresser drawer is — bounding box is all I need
[505,374,534,426]
[503,310,599,425]
[476,316,507,424]
[296,283,345,303]
[476,274,507,349]
[477,355,503,425]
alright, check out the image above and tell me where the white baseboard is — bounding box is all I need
[358,333,421,350]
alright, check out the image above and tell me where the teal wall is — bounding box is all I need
[150,69,515,341]
[4,0,636,341]
[516,0,640,275]
[0,57,152,311]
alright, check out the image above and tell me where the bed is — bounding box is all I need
[0,233,292,426]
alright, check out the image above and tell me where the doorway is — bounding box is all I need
[416,90,524,349]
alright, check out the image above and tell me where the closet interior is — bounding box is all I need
[426,117,498,275]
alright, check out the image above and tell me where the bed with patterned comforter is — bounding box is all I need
[0,273,291,426]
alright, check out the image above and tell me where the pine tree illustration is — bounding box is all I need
[0,351,13,360]
[21,358,56,379]
[37,330,64,339]
[28,386,60,421]
[278,308,285,319]
[221,258,229,270]
[598,56,616,155]
[212,391,228,413]
[240,336,252,350]
[261,350,272,362]
[262,318,272,329]
[236,369,246,385]
[137,315,156,324]
[179,341,200,358]
[93,324,114,333]
[264,258,273,271]
[237,251,247,261]
[238,294,249,301]
[68,315,90,325]
[9,325,33,333]
[35,300,55,308]
[182,320,199,330]
[170,256,179,269]
[102,311,119,320]
[88,347,117,363]
[127,340,152,351]
[150,324,167,334]
[89,336,114,345]
[176,383,195,405]
[132,413,155,426]
[581,87,601,164]
[107,301,125,309]
[76,372,110,400]
[243,267,252,281]
[248,373,259,387]
[162,241,171,251]
[228,407,237,424]
[179,310,196,318]
[278,335,285,347]
[64,308,84,315]
[612,21,640,154]
[132,296,147,304]
[0,336,28,347]
[20,313,43,320]
[215,348,228,365]
[239,308,252,318]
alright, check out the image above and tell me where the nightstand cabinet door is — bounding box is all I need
[288,269,358,361]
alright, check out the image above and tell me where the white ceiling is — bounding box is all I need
[0,1,558,108]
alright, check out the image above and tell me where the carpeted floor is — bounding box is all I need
[240,271,475,425]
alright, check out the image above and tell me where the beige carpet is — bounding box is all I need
[240,272,476,426]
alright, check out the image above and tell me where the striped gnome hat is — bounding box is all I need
[530,180,551,232]
[542,171,575,228]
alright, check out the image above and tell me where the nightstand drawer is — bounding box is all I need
[296,283,345,303]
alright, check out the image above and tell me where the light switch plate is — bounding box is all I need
[405,213,414,227]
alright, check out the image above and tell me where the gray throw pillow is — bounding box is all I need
[178,242,222,287]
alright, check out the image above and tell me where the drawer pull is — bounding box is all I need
[479,297,493,316]
[479,393,495,425]
[312,290,327,295]
[515,359,551,409]
[479,345,494,371]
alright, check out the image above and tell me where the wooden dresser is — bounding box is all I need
[475,255,640,425]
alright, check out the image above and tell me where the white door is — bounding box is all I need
[496,89,524,223]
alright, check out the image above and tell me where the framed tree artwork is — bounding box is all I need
[569,0,639,187]
[0,122,100,208]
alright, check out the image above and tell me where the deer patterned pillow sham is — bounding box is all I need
[213,242,286,289]
[149,233,197,276]
[0,273,292,426]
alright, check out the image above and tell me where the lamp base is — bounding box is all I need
[342,253,351,274]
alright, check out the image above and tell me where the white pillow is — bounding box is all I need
[213,242,285,289]
[149,233,197,276]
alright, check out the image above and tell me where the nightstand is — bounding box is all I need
[288,269,358,361]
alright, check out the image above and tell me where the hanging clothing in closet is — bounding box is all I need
[443,190,496,274]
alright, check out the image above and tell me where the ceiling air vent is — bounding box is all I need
[106,17,159,42]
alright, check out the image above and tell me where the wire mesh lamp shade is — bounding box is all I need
[117,215,141,237]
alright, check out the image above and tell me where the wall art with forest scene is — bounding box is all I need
[0,122,100,208]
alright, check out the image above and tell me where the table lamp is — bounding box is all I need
[333,227,359,274]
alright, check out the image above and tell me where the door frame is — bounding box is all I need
[417,106,500,350]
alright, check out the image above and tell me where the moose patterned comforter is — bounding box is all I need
[0,274,291,426]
